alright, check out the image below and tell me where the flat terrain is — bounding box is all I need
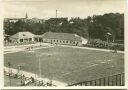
[4,46,124,84]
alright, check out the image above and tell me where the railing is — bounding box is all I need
[4,41,36,46]
[68,73,124,86]
[4,68,56,86]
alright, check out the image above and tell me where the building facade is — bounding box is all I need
[10,32,35,43]
[42,32,87,46]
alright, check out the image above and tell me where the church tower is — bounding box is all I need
[25,12,28,19]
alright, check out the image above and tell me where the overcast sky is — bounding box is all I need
[2,0,125,19]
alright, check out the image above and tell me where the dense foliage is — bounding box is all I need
[4,13,124,42]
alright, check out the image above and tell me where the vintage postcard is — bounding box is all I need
[1,0,126,88]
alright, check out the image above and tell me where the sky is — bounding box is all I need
[2,0,125,19]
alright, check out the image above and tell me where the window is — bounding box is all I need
[66,40,68,43]
[20,39,23,42]
[38,38,40,41]
[22,34,26,36]
[63,41,65,43]
[29,38,32,41]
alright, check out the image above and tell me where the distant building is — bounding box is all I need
[42,32,88,46]
[25,12,28,19]
[4,18,22,23]
[4,13,28,23]
[29,17,44,23]
[10,32,35,43]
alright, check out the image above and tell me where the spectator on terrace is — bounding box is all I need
[30,76,34,83]
[113,44,118,53]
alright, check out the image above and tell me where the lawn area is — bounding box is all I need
[4,46,124,84]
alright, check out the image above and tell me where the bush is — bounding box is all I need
[84,39,124,51]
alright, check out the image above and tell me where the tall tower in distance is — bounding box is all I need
[25,12,28,19]
[56,10,57,18]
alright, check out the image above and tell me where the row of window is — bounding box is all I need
[51,39,79,44]
[34,38,42,42]
[20,38,33,42]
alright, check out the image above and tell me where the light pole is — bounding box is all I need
[36,53,43,86]
[7,62,11,86]
[39,38,42,46]
[34,52,42,80]
[106,32,112,50]
[38,55,41,80]
[31,51,44,85]
[18,65,23,85]
[17,65,21,75]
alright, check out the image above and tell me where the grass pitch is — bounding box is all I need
[4,46,124,84]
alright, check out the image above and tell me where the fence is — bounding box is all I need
[4,67,57,86]
[68,73,124,86]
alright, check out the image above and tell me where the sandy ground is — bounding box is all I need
[4,43,124,54]
[4,43,52,54]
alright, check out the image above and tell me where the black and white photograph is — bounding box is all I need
[3,0,125,87]
[2,89,127,90]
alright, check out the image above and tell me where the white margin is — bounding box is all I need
[0,0,128,89]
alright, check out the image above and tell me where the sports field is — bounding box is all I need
[4,46,124,84]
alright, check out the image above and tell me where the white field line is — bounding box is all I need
[60,59,113,78]
[4,43,54,54]
[4,48,25,54]
[4,67,67,86]
[4,43,124,54]
[61,45,124,54]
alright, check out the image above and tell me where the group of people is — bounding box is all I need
[4,69,54,86]
[21,76,53,86]
[26,46,34,51]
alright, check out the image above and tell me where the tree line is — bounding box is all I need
[4,13,124,42]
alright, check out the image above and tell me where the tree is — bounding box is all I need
[4,13,124,42]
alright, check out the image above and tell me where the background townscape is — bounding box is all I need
[4,13,124,50]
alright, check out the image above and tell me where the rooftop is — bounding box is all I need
[42,32,82,41]
[10,32,35,39]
